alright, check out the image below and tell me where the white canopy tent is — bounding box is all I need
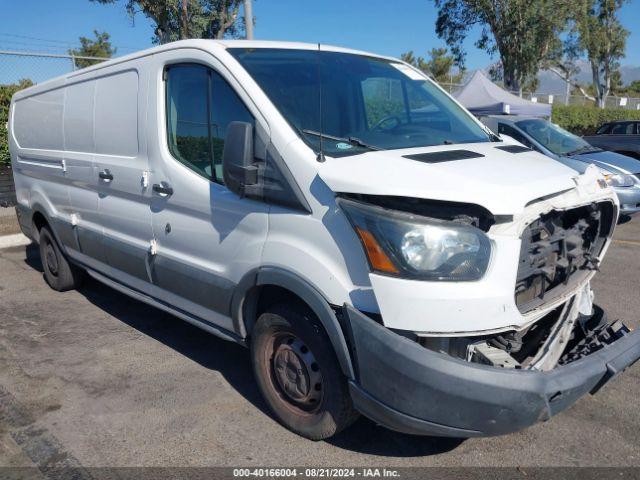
[454,71,552,118]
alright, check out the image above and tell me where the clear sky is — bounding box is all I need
[2,0,640,71]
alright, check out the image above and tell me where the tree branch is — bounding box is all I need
[546,66,596,101]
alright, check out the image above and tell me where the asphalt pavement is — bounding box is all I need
[0,218,639,469]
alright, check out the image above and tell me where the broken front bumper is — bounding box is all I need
[344,306,640,437]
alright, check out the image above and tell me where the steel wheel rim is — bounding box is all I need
[269,332,324,413]
[44,237,59,277]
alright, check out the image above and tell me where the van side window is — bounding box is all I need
[166,65,212,179]
[165,64,254,184]
[210,72,254,183]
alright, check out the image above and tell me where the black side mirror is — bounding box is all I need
[222,121,259,196]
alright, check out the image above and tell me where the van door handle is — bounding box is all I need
[98,170,113,181]
[152,183,174,196]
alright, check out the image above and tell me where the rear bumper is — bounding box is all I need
[344,306,640,437]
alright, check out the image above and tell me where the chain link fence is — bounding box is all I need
[439,81,640,110]
[0,50,108,85]
[520,91,640,110]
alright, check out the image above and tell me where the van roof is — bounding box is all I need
[12,39,399,100]
[218,39,387,57]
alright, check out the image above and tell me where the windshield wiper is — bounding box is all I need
[302,129,382,151]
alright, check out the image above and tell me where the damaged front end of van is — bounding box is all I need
[330,163,640,437]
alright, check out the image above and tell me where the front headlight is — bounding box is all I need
[338,198,492,281]
[604,173,635,187]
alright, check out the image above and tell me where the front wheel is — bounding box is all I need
[250,304,358,440]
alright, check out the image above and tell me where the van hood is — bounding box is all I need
[318,142,580,215]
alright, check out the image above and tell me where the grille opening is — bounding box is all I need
[417,303,626,370]
[515,202,614,313]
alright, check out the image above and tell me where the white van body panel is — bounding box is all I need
[370,164,615,333]
[258,139,378,313]
[144,47,271,331]
[11,76,71,231]
[12,40,640,440]
[318,142,579,216]
[9,39,619,337]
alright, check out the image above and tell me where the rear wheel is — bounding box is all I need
[39,226,84,291]
[251,304,358,440]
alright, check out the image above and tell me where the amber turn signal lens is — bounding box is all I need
[355,227,399,274]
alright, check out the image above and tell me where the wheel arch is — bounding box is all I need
[27,202,77,256]
[29,203,54,243]
[232,267,356,380]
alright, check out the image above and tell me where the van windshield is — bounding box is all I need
[228,48,491,156]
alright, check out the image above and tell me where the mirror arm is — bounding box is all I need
[237,162,263,198]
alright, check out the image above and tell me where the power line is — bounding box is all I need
[0,32,141,51]
[0,49,109,60]
[0,41,75,55]
[0,32,85,46]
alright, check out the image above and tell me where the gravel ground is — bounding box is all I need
[0,219,638,471]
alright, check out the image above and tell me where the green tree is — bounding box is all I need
[577,0,628,108]
[400,51,429,74]
[205,0,245,39]
[401,48,464,84]
[433,0,576,96]
[617,79,640,96]
[90,0,245,44]
[610,69,624,95]
[426,48,465,84]
[1,79,34,166]
[68,30,116,68]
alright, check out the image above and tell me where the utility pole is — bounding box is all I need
[244,0,254,39]
[181,0,189,39]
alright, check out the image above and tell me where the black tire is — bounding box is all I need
[251,303,358,440]
[39,226,84,292]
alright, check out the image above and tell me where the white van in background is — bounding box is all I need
[9,40,640,440]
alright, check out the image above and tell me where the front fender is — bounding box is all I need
[232,266,356,380]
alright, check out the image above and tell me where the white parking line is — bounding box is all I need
[0,233,31,250]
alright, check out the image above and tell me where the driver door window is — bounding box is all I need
[166,64,254,184]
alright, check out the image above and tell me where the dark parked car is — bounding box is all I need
[583,121,640,160]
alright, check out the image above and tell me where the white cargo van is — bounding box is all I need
[9,40,640,440]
